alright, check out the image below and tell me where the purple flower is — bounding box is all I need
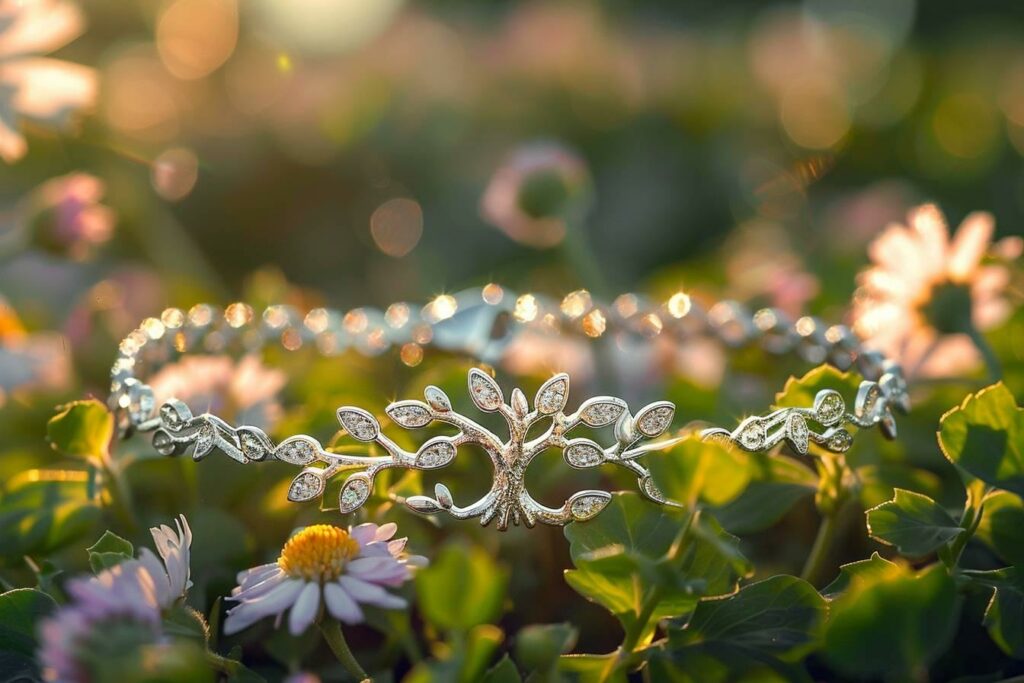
[223,522,427,636]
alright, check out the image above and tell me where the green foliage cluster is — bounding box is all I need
[3,356,1024,681]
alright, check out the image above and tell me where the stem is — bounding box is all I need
[320,619,370,682]
[800,512,837,586]
[205,651,238,675]
[612,507,701,678]
[966,324,1002,381]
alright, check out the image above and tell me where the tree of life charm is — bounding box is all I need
[339,369,677,530]
[148,367,678,530]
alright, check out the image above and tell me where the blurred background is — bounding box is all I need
[2,0,1024,364]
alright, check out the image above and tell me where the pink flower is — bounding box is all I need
[480,142,591,248]
[851,204,1011,379]
[0,0,97,162]
[147,354,286,428]
[223,522,426,636]
[27,173,115,260]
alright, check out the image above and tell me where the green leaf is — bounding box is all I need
[985,581,1024,659]
[0,588,58,681]
[713,454,817,535]
[646,642,810,683]
[823,563,960,679]
[514,623,577,673]
[0,476,100,560]
[47,399,114,461]
[416,543,508,632]
[963,568,1024,660]
[557,653,626,682]
[938,383,1024,497]
[670,575,826,660]
[482,655,522,683]
[821,552,900,599]
[87,529,135,573]
[648,435,750,508]
[563,494,749,635]
[866,489,964,557]
[163,604,210,643]
[975,490,1024,567]
[774,365,864,411]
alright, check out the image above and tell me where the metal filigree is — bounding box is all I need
[149,368,678,530]
[701,368,910,454]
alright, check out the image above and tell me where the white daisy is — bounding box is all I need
[137,513,193,609]
[223,522,426,637]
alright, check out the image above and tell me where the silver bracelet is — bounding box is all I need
[108,287,910,531]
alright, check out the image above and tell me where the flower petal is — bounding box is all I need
[338,575,407,610]
[324,582,364,624]
[948,211,994,282]
[288,582,321,635]
[350,523,379,547]
[224,579,305,635]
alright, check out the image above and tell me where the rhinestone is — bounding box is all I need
[738,419,766,451]
[826,429,853,452]
[579,399,626,427]
[569,493,610,521]
[338,475,371,513]
[276,438,318,465]
[387,402,432,428]
[469,369,503,412]
[337,408,380,441]
[814,391,846,426]
[237,428,271,461]
[786,413,809,455]
[416,441,456,468]
[287,471,325,502]
[536,375,569,415]
[636,404,674,437]
[564,441,603,468]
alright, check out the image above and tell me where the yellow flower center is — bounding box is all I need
[277,525,361,582]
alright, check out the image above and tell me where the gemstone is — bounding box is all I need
[578,398,626,427]
[813,391,846,427]
[386,402,432,428]
[152,429,177,456]
[287,470,325,502]
[536,375,569,415]
[564,440,604,468]
[337,408,380,441]
[826,429,853,452]
[635,404,674,437]
[786,413,809,455]
[193,421,217,459]
[424,386,451,412]
[338,474,371,513]
[737,419,766,451]
[569,492,611,521]
[416,440,456,468]
[159,400,192,431]
[127,382,155,424]
[640,476,666,503]
[857,383,881,418]
[469,369,503,412]
[237,428,272,461]
[276,437,319,465]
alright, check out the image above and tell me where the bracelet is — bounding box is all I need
[107,287,910,531]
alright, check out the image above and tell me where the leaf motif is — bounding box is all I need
[424,385,452,412]
[434,483,454,509]
[275,436,319,465]
[415,438,457,468]
[536,374,570,415]
[192,421,217,460]
[785,413,809,455]
[406,496,443,514]
[385,400,433,429]
[287,469,325,502]
[236,427,273,461]
[577,397,627,427]
[563,439,605,469]
[468,368,504,412]
[634,402,675,438]
[568,491,611,521]
[337,407,380,442]
[338,473,372,513]
[511,388,529,419]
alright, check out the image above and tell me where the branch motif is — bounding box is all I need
[148,368,677,530]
